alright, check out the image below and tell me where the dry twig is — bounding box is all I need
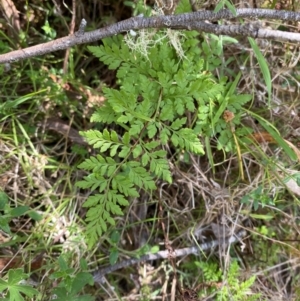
[0,9,300,64]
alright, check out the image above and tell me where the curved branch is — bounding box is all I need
[0,9,300,64]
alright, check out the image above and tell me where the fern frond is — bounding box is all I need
[79,28,254,248]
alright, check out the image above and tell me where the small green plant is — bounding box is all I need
[219,261,259,301]
[0,252,94,301]
[49,256,94,301]
[241,185,274,210]
[76,30,253,247]
[0,268,38,301]
[195,260,260,301]
[0,191,42,234]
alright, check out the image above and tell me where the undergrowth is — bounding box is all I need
[0,0,300,300]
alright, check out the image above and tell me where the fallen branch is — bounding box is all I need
[92,229,247,284]
[0,9,300,64]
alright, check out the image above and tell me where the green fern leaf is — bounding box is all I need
[125,161,156,190]
[160,101,174,121]
[118,145,131,158]
[78,156,119,184]
[107,164,117,177]
[149,157,172,183]
[112,175,139,197]
[157,71,172,89]
[174,69,187,87]
[132,144,143,158]
[106,215,116,226]
[88,36,130,70]
[105,88,137,113]
[129,120,144,136]
[152,149,168,158]
[88,46,121,70]
[109,192,129,207]
[171,132,181,147]
[84,195,105,210]
[178,128,204,154]
[106,202,123,216]
[174,98,184,115]
[117,114,132,124]
[160,128,171,144]
[81,194,101,207]
[77,28,255,250]
[85,223,99,248]
[171,117,187,130]
[84,190,128,247]
[227,94,252,112]
[147,123,158,139]
[76,174,106,191]
[91,103,116,124]
[80,130,103,147]
[110,144,119,157]
[185,96,195,112]
[163,57,177,74]
[144,141,160,150]
[122,132,130,145]
[141,153,150,166]
[81,130,124,155]
[77,155,104,171]
[100,218,108,232]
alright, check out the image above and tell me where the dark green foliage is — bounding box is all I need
[78,30,252,247]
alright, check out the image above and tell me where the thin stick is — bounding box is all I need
[92,229,247,284]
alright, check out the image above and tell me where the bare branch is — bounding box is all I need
[171,22,260,38]
[173,22,300,42]
[92,230,247,284]
[0,9,300,64]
